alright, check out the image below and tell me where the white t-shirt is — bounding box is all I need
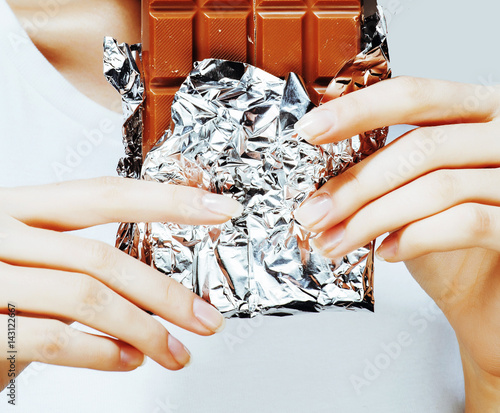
[0,1,464,412]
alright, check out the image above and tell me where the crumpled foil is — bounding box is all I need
[103,37,144,179]
[106,7,390,317]
[104,37,146,257]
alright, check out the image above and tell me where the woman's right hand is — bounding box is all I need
[0,177,243,391]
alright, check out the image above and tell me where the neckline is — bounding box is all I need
[1,0,122,124]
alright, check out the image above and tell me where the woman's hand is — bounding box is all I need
[294,77,500,411]
[0,177,243,391]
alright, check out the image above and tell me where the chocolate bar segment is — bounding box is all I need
[142,0,361,153]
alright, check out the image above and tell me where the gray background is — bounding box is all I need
[378,0,500,84]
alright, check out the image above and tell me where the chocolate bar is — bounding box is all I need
[141,0,362,154]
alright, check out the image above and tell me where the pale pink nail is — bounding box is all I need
[312,224,345,255]
[376,234,398,261]
[294,194,332,230]
[294,110,335,143]
[193,297,226,333]
[167,335,191,367]
[201,193,244,218]
[120,346,145,369]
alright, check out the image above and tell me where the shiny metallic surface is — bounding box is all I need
[139,57,384,317]
[104,37,145,256]
[109,9,389,317]
[103,37,144,179]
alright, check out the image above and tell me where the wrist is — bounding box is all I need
[460,345,500,412]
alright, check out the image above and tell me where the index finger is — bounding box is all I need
[0,177,243,231]
[294,76,500,145]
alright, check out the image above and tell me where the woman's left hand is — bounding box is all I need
[293,76,500,411]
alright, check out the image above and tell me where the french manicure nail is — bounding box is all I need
[202,193,244,218]
[167,335,191,367]
[294,194,332,230]
[312,224,345,255]
[294,110,335,143]
[193,297,226,333]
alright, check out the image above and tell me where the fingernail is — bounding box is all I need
[294,194,332,230]
[375,250,386,262]
[193,297,226,333]
[167,335,191,367]
[202,193,244,218]
[120,346,145,369]
[311,223,345,255]
[294,110,335,143]
[376,234,398,261]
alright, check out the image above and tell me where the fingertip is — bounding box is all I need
[376,233,399,262]
[293,193,333,231]
[294,109,336,144]
[167,335,191,368]
[193,297,226,334]
[374,249,386,262]
[201,193,244,221]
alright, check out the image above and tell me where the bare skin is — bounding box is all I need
[295,77,500,411]
[1,0,241,391]
[7,0,141,112]
[0,178,242,390]
[4,1,500,411]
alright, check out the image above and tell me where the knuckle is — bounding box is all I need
[76,277,106,309]
[394,76,430,106]
[461,204,492,239]
[394,76,422,94]
[36,320,69,362]
[93,176,124,210]
[339,168,362,194]
[338,93,363,120]
[94,176,123,191]
[429,170,459,202]
[85,240,117,273]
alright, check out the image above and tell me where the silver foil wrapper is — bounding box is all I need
[106,8,390,317]
[104,38,146,257]
[103,37,143,179]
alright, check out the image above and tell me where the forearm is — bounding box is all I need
[461,346,500,412]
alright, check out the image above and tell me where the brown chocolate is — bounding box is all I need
[142,0,361,154]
